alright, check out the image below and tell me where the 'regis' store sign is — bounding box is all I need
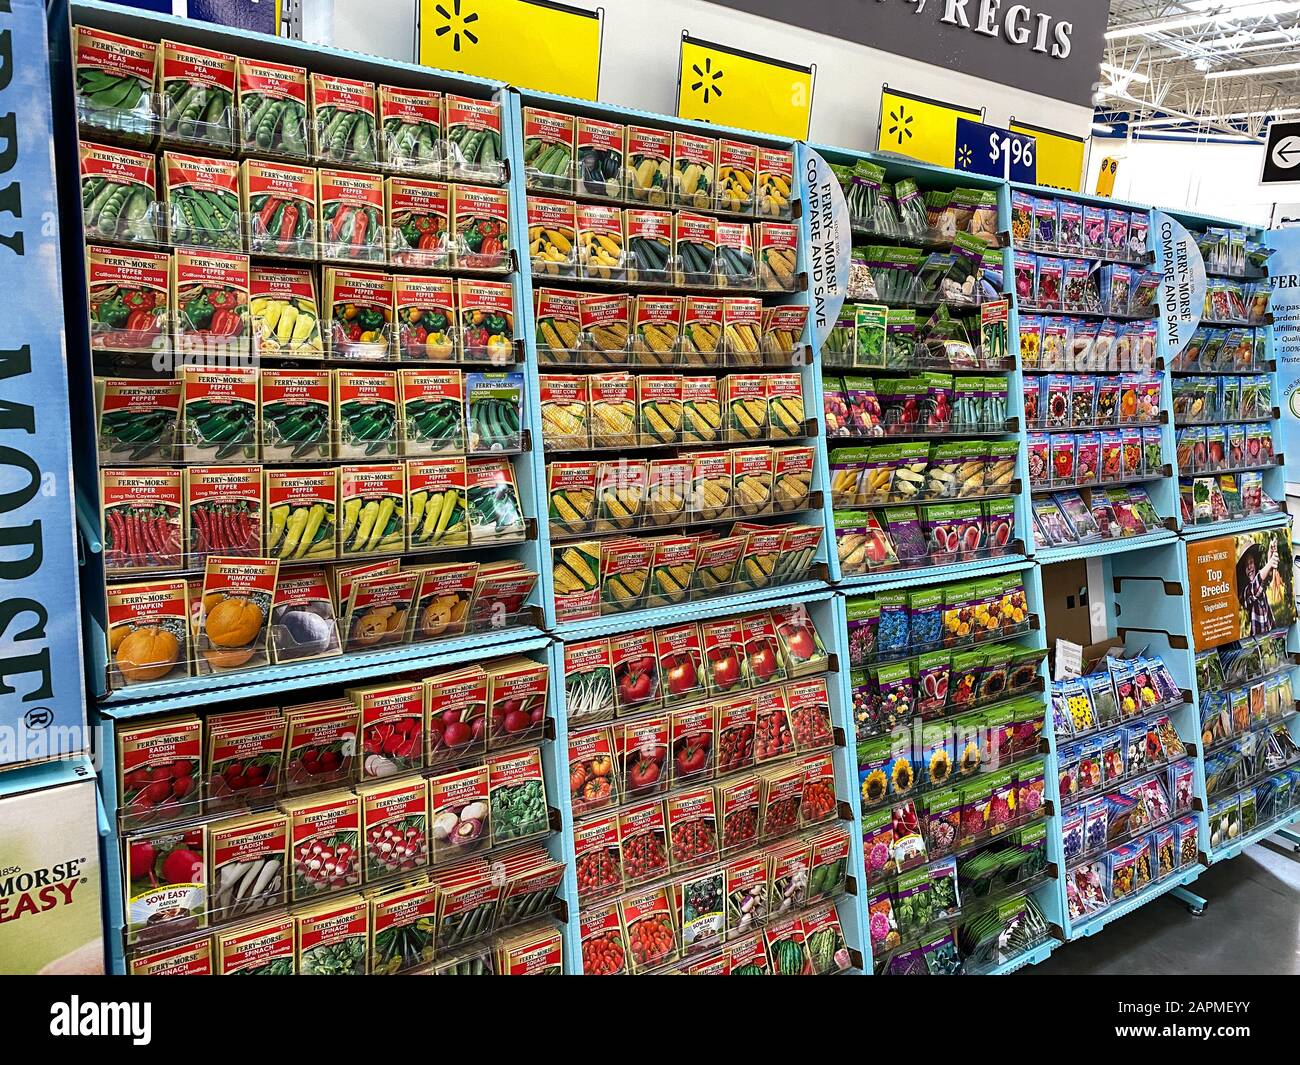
[705,0,1109,108]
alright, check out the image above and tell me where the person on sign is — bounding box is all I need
[1236,537,1281,636]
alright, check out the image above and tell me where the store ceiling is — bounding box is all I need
[1098,0,1300,139]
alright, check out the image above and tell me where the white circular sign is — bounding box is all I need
[1271,135,1300,170]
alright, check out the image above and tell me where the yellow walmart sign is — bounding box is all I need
[676,36,813,140]
[417,0,601,99]
[877,87,980,168]
[1010,118,1085,191]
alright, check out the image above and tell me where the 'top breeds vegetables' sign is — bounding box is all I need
[0,0,86,767]
[1186,528,1296,652]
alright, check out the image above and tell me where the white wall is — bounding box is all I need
[316,0,1093,151]
[1083,135,1300,226]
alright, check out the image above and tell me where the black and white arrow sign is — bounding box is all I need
[1263,122,1300,183]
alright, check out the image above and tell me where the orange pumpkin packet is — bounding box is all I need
[198,555,278,673]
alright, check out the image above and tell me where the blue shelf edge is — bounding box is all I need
[835,553,1032,593]
[549,581,831,640]
[98,628,551,716]
[976,936,1058,975]
[1068,864,1203,940]
[1034,529,1178,565]
[1180,512,1292,542]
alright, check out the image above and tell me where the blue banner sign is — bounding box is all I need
[1267,225,1300,494]
[955,117,1036,184]
[0,0,86,766]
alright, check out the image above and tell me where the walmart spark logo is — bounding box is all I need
[957,143,973,168]
[434,0,480,52]
[691,57,724,103]
[887,103,914,146]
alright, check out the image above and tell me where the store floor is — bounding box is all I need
[1035,838,1300,975]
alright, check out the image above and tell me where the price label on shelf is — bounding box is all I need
[954,117,1037,184]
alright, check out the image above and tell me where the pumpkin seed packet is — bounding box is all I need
[198,556,279,674]
[270,567,342,664]
[107,579,192,688]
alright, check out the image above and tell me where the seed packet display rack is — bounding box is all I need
[511,88,831,637]
[1007,182,1180,565]
[1164,518,1300,867]
[47,3,568,976]
[1164,207,1286,537]
[808,147,1034,590]
[54,0,549,706]
[549,589,868,975]
[96,635,569,975]
[848,559,1065,975]
[1048,540,1208,939]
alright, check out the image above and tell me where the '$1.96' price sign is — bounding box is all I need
[955,117,1037,184]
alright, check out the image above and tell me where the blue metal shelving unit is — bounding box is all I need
[1055,537,1211,938]
[1163,206,1287,538]
[504,90,866,972]
[50,0,575,977]
[552,587,868,973]
[1008,180,1180,554]
[1175,516,1300,867]
[842,557,1064,974]
[61,0,550,710]
[97,635,559,975]
[807,147,1033,587]
[41,0,1300,972]
[510,87,834,635]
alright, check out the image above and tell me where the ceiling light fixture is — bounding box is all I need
[1206,59,1300,78]
[1105,1,1300,40]
[1100,62,1151,84]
